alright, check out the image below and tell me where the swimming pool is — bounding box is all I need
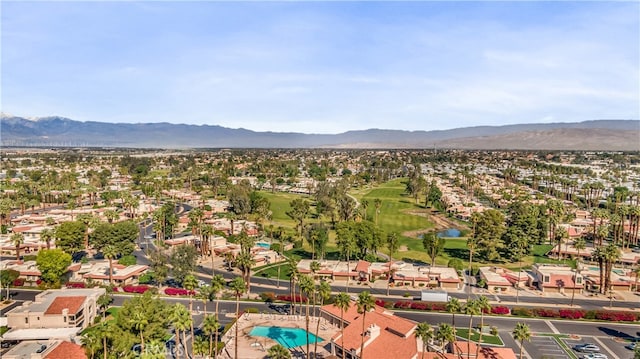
[256,242,270,249]
[249,326,323,349]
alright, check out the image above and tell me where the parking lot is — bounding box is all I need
[523,335,570,359]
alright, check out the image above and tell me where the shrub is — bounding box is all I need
[118,255,137,266]
[491,306,510,315]
[275,294,307,302]
[260,292,276,302]
[511,307,533,317]
[13,278,25,286]
[138,273,153,284]
[595,311,638,322]
[558,309,585,320]
[375,299,386,307]
[533,308,558,318]
[123,285,150,294]
[403,292,411,298]
[164,288,195,296]
[448,258,465,271]
[584,310,597,320]
[393,301,412,309]
[245,308,259,313]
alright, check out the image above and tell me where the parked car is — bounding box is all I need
[582,354,607,359]
[625,342,638,350]
[573,343,601,353]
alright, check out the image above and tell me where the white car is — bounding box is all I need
[582,354,608,359]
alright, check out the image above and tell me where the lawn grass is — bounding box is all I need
[455,328,504,346]
[254,262,292,280]
[259,191,303,228]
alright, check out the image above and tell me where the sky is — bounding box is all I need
[1,1,638,134]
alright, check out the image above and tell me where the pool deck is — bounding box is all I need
[221,312,340,359]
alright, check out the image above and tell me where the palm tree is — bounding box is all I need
[475,296,492,358]
[571,237,586,306]
[288,257,300,315]
[10,232,24,261]
[131,310,149,353]
[235,251,255,298]
[229,277,247,359]
[81,329,101,359]
[313,281,331,357]
[102,245,118,285]
[169,304,192,359]
[464,299,481,357]
[415,322,433,359]
[210,274,225,352]
[142,338,166,359]
[97,293,113,319]
[299,274,315,359]
[193,335,208,358]
[310,261,320,316]
[95,320,113,359]
[183,274,199,352]
[445,297,461,356]
[202,314,220,359]
[356,291,376,359]
[40,227,55,250]
[512,322,531,359]
[333,293,351,359]
[386,232,399,261]
[197,284,213,316]
[267,344,292,359]
[435,323,455,356]
[374,198,382,225]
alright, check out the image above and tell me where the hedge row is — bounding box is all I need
[276,294,307,302]
[165,288,196,296]
[123,285,151,294]
[66,282,86,288]
[511,307,638,322]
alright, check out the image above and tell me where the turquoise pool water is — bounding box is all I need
[249,326,323,349]
[256,242,270,249]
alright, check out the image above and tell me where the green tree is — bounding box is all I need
[97,293,113,319]
[267,344,292,359]
[287,198,311,240]
[130,311,149,353]
[415,322,433,359]
[202,314,220,359]
[182,273,199,351]
[10,232,24,261]
[313,281,331,357]
[512,322,531,359]
[89,221,138,256]
[473,209,506,262]
[40,227,55,250]
[435,323,455,354]
[356,291,376,359]
[82,328,102,359]
[55,221,86,255]
[333,293,351,359]
[475,296,492,358]
[464,299,481,356]
[115,292,172,358]
[0,269,19,299]
[386,232,399,262]
[169,304,192,357]
[422,232,445,266]
[571,237,586,306]
[229,277,247,359]
[103,245,118,285]
[170,244,198,284]
[299,275,315,359]
[36,249,72,285]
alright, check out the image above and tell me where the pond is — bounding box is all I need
[437,228,461,238]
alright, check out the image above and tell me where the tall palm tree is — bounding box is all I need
[313,281,331,357]
[197,284,213,316]
[333,293,351,359]
[267,344,292,359]
[374,198,382,226]
[512,322,531,359]
[95,320,113,359]
[131,310,149,354]
[299,275,315,359]
[102,245,118,285]
[183,274,199,352]
[142,339,166,359]
[81,329,101,359]
[475,296,491,358]
[464,299,481,357]
[310,261,320,316]
[435,323,455,356]
[356,291,376,359]
[210,274,225,351]
[97,293,113,319]
[40,227,55,250]
[415,322,433,359]
[170,303,192,359]
[571,237,586,306]
[202,314,220,359]
[288,257,300,315]
[445,297,461,357]
[235,251,255,299]
[10,232,24,261]
[229,277,247,359]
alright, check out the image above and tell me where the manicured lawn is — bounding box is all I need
[259,191,303,228]
[254,262,292,280]
[455,328,504,346]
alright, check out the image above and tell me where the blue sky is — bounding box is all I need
[2,1,638,134]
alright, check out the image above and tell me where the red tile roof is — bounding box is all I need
[355,260,371,273]
[44,296,86,315]
[46,341,87,359]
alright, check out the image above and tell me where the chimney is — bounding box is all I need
[367,324,380,340]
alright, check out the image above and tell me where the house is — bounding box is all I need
[76,261,149,285]
[532,264,584,294]
[320,301,419,359]
[2,340,86,359]
[5,288,105,332]
[479,267,531,292]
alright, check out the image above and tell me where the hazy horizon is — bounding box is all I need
[2,1,638,134]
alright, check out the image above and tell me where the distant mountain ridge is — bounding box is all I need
[1,114,638,150]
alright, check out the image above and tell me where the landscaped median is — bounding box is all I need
[374,299,640,323]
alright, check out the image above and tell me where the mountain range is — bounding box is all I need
[1,114,638,150]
